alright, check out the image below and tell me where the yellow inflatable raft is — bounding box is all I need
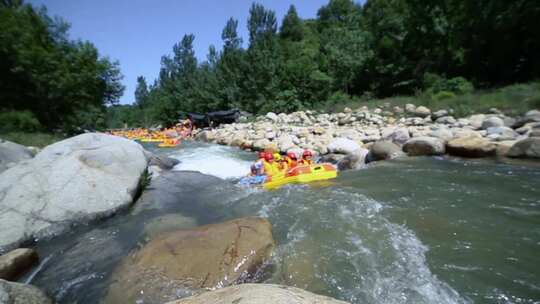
[263,163,337,190]
[139,138,165,143]
[158,139,180,148]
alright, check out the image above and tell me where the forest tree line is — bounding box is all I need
[112,0,540,127]
[1,0,538,131]
[0,0,124,132]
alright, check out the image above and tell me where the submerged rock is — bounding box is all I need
[0,279,52,304]
[0,248,38,280]
[0,133,149,253]
[142,214,198,240]
[507,138,540,159]
[105,217,275,304]
[446,136,496,158]
[166,284,349,304]
[0,139,34,173]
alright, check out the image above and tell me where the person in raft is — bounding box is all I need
[285,151,298,169]
[262,152,282,177]
[299,150,313,165]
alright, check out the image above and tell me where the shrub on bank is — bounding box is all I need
[0,111,42,133]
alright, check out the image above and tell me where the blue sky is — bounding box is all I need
[29,0,330,104]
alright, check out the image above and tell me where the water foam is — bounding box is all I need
[170,144,253,179]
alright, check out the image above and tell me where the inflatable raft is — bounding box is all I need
[158,140,180,148]
[139,138,165,143]
[262,163,337,190]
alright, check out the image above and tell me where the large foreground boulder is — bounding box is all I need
[446,136,496,157]
[403,137,445,156]
[105,217,275,304]
[0,279,52,304]
[0,248,38,280]
[0,139,34,173]
[167,284,350,304]
[507,138,540,159]
[0,133,149,253]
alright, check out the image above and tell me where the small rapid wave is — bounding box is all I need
[169,142,254,179]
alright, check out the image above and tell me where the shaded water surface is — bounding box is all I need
[26,141,540,304]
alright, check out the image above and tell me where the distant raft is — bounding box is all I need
[158,139,181,148]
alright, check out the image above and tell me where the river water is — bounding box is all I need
[25,141,540,304]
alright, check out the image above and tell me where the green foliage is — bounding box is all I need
[0,111,42,132]
[0,1,124,131]
[107,0,539,128]
[0,132,64,148]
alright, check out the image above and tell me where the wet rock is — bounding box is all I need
[319,153,346,165]
[0,279,53,304]
[367,141,404,162]
[195,130,214,142]
[507,138,540,159]
[0,133,149,253]
[481,116,504,129]
[166,284,350,304]
[105,217,275,304]
[446,136,496,158]
[0,139,34,173]
[143,214,198,240]
[327,138,361,155]
[495,140,517,157]
[403,137,445,156]
[145,151,180,170]
[0,248,38,280]
[337,148,369,170]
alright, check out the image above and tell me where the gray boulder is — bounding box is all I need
[166,284,349,304]
[0,279,52,304]
[327,138,361,155]
[367,141,404,162]
[382,127,410,146]
[429,128,454,142]
[403,137,445,156]
[507,138,540,159]
[414,106,431,117]
[266,112,279,122]
[145,151,180,170]
[486,126,518,141]
[0,133,149,253]
[435,116,456,125]
[513,110,540,128]
[432,109,449,120]
[481,117,504,129]
[0,139,34,173]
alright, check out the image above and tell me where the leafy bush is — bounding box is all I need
[423,73,474,95]
[0,111,42,132]
[432,91,456,101]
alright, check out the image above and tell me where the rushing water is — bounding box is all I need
[24,141,540,304]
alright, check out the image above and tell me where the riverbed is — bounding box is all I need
[24,141,540,304]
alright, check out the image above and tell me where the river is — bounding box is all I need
[23,141,540,304]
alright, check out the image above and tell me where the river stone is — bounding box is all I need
[145,151,180,170]
[512,109,540,128]
[105,217,275,304]
[403,137,445,156]
[414,106,431,117]
[0,133,149,253]
[446,136,496,157]
[319,153,346,164]
[366,141,404,162]
[382,127,410,146]
[507,138,540,159]
[435,116,456,125]
[266,112,279,122]
[481,116,504,129]
[486,126,518,140]
[166,284,350,304]
[432,109,449,119]
[0,139,34,173]
[429,128,454,142]
[0,248,38,280]
[468,114,486,129]
[0,279,53,304]
[195,130,214,142]
[495,140,518,157]
[327,138,361,155]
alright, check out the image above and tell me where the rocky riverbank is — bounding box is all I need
[0,133,354,304]
[194,105,540,168]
